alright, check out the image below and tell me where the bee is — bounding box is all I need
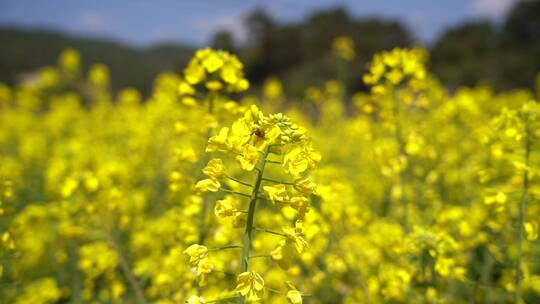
[252,129,265,138]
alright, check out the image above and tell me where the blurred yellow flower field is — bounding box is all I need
[0,44,539,304]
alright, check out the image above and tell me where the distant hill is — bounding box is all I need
[0,28,195,95]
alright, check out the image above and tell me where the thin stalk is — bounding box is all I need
[239,148,269,304]
[256,196,292,205]
[249,254,271,259]
[226,175,254,188]
[209,245,243,252]
[68,244,82,302]
[197,194,210,244]
[220,188,251,198]
[265,287,312,297]
[421,250,428,304]
[392,88,409,232]
[207,296,240,303]
[392,88,414,304]
[197,93,218,245]
[213,269,237,276]
[266,287,286,295]
[107,232,148,304]
[421,250,426,284]
[208,92,215,114]
[261,177,294,185]
[514,121,530,303]
[480,245,494,298]
[253,227,286,237]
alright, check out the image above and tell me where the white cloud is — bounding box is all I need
[79,11,108,30]
[472,0,519,19]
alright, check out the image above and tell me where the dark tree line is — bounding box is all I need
[213,1,540,94]
[431,0,540,91]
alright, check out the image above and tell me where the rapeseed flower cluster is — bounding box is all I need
[187,105,320,303]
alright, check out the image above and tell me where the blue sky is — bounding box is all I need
[0,0,518,47]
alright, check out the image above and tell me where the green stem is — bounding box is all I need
[212,269,236,276]
[256,196,292,205]
[208,92,215,114]
[197,92,218,245]
[253,227,286,237]
[226,175,254,188]
[266,287,286,295]
[197,195,210,244]
[391,88,414,304]
[261,177,294,185]
[239,147,269,303]
[68,244,82,302]
[107,232,148,304]
[249,254,271,259]
[514,120,530,304]
[392,88,409,233]
[421,250,426,284]
[209,245,243,252]
[220,188,251,198]
[207,296,240,303]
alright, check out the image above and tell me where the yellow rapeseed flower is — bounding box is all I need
[234,271,265,302]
